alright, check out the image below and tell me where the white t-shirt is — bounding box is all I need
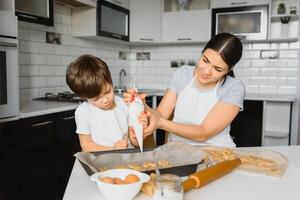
[75,96,129,147]
[168,66,245,110]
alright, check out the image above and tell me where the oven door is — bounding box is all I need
[0,38,19,119]
[212,5,268,40]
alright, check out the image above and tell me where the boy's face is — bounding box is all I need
[87,84,115,110]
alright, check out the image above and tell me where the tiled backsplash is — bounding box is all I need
[18,4,299,101]
[18,4,130,101]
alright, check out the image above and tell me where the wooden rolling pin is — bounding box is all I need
[183,158,241,192]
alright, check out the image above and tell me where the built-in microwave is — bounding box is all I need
[212,5,268,40]
[97,0,130,41]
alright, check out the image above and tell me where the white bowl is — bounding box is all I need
[90,169,150,200]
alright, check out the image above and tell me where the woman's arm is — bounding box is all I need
[156,89,177,119]
[78,134,114,152]
[148,102,240,142]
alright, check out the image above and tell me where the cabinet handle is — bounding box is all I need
[30,121,53,127]
[0,42,17,47]
[177,38,191,41]
[18,13,38,20]
[62,116,75,120]
[112,0,121,5]
[231,2,247,5]
[140,38,154,41]
[112,34,122,38]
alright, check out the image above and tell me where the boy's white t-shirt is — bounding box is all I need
[75,96,129,147]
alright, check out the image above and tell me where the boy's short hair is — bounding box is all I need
[66,54,112,99]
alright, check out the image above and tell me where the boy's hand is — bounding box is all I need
[123,88,146,104]
[113,139,128,149]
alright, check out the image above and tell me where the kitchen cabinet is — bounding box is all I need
[21,114,57,200]
[105,0,130,9]
[130,0,162,43]
[0,110,81,200]
[0,0,15,13]
[262,101,292,146]
[230,100,263,147]
[15,0,54,26]
[72,7,97,37]
[0,120,22,200]
[72,0,130,41]
[162,9,211,43]
[55,110,81,200]
[210,0,269,8]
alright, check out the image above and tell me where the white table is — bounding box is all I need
[63,146,300,200]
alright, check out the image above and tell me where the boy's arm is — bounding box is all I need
[78,134,113,152]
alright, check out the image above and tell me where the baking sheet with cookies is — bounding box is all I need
[74,142,208,176]
[201,146,288,177]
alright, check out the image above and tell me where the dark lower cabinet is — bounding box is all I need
[0,109,81,200]
[0,120,22,200]
[55,110,81,200]
[21,114,56,200]
[230,100,263,147]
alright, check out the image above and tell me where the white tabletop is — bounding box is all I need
[63,146,300,200]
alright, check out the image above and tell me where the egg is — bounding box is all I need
[124,174,140,184]
[100,176,115,184]
[113,177,126,184]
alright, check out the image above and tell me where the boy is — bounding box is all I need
[66,54,147,152]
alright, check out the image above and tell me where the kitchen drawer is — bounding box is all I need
[210,0,269,8]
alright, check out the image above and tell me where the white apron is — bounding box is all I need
[168,73,235,147]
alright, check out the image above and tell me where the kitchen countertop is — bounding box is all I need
[19,92,295,118]
[20,100,80,118]
[245,93,296,102]
[63,145,300,200]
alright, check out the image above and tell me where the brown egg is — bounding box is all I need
[100,176,115,184]
[124,174,140,184]
[113,177,126,184]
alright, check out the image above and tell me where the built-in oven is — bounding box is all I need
[0,11,19,120]
[212,5,268,40]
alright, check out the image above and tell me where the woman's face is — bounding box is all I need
[196,48,229,87]
[87,84,115,110]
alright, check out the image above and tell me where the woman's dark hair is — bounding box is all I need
[202,32,243,79]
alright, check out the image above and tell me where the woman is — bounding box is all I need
[126,32,245,147]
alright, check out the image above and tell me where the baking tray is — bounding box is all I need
[77,147,205,177]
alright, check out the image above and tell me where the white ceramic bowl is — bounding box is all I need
[90,169,150,200]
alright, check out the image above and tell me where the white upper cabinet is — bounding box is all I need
[162,9,211,43]
[130,0,163,42]
[105,0,130,9]
[0,0,15,13]
[210,0,270,8]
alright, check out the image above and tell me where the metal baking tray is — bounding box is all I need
[78,147,205,177]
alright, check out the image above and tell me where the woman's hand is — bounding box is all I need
[143,108,163,135]
[129,111,152,140]
[123,88,147,104]
[113,139,128,149]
